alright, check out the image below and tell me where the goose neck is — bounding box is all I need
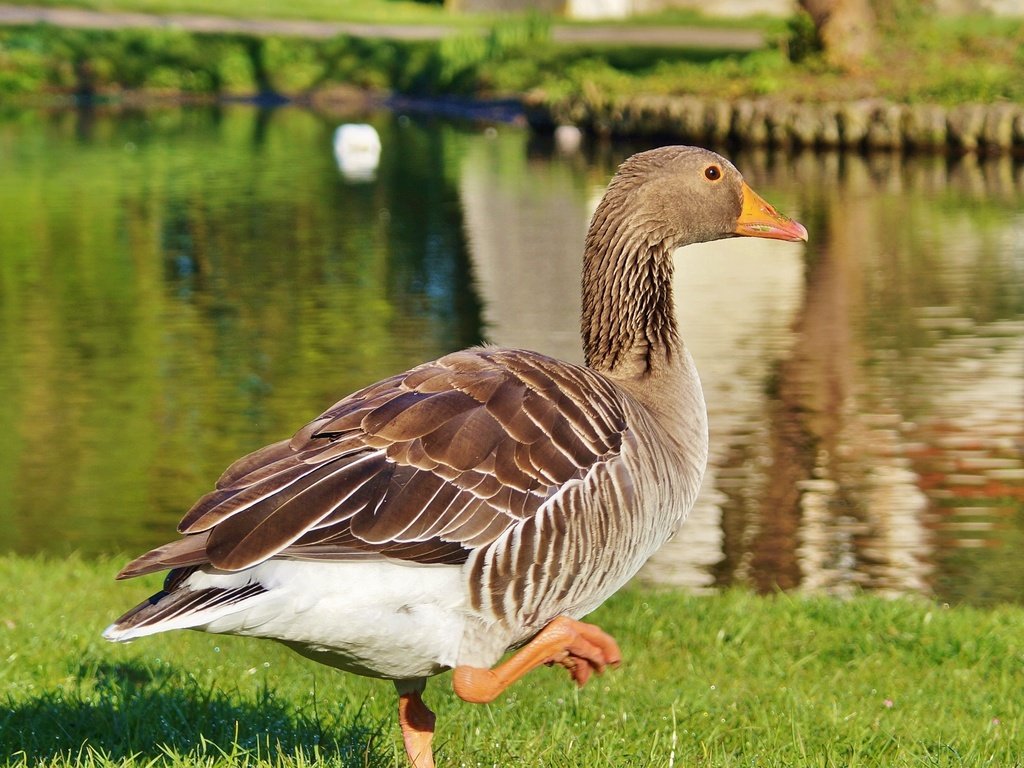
[580,231,680,380]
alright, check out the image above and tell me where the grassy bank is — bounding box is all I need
[0,22,553,98]
[532,11,1024,105]
[0,7,1021,105]
[2,555,1023,766]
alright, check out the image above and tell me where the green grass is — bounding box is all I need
[530,11,1024,104]
[3,555,1024,767]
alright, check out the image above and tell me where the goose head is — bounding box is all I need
[582,146,807,375]
[592,145,807,251]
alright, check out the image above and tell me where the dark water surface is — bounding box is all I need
[1,105,1021,606]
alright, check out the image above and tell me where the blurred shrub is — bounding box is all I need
[216,41,259,94]
[785,10,821,63]
[423,13,554,94]
[261,37,326,93]
[0,27,262,96]
[0,46,48,94]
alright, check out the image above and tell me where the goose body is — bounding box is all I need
[105,146,806,767]
[105,347,706,673]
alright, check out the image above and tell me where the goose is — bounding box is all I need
[104,145,807,767]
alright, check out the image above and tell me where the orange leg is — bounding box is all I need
[452,616,622,704]
[395,681,436,768]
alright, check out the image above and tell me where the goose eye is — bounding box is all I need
[704,165,722,181]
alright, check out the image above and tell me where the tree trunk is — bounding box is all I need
[799,0,877,72]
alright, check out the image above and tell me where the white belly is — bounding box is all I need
[190,559,469,680]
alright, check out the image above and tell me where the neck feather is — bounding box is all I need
[580,207,679,377]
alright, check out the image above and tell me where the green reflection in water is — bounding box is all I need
[0,106,482,557]
[2,111,1022,608]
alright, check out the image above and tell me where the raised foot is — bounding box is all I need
[452,616,622,704]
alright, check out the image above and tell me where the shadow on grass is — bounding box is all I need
[1,660,393,766]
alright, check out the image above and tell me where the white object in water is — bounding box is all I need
[554,124,583,154]
[333,123,381,182]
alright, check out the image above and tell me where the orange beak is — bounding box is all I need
[734,182,808,242]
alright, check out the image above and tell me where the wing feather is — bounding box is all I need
[364,390,477,441]
[215,440,295,489]
[180,460,324,534]
[348,466,443,544]
[206,453,389,569]
[419,407,505,471]
[116,348,632,578]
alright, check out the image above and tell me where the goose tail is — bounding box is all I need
[103,568,268,642]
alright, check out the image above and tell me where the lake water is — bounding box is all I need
[1,105,1021,606]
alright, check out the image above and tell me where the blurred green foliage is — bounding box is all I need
[0,26,258,94]
[783,10,821,63]
[0,11,1021,103]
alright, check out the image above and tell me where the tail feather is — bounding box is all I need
[103,579,268,642]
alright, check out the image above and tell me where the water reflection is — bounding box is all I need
[0,106,1020,606]
[459,135,590,361]
[460,135,1024,605]
[0,106,482,555]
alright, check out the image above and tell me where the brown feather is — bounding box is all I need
[376,539,468,564]
[348,466,438,544]
[119,349,633,578]
[451,369,506,403]
[374,471,448,542]
[288,416,335,449]
[363,390,476,441]
[116,533,212,579]
[401,364,448,390]
[180,460,322,534]
[419,407,504,471]
[393,482,463,540]
[486,391,547,445]
[492,437,534,491]
[433,494,489,537]
[206,453,388,570]
[216,439,294,489]
[386,438,439,471]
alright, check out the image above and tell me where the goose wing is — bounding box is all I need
[118,348,630,578]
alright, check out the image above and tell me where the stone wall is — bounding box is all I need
[526,94,1024,154]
